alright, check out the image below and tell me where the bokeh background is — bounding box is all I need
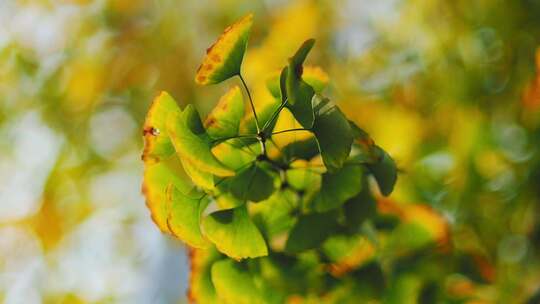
[1,0,540,303]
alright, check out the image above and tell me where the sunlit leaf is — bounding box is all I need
[180,158,214,191]
[167,104,234,177]
[285,39,316,128]
[312,96,353,172]
[285,211,339,253]
[250,190,297,242]
[166,184,210,248]
[188,248,222,304]
[204,86,245,139]
[212,141,254,170]
[211,259,281,304]
[202,205,268,259]
[142,156,192,233]
[195,14,253,85]
[266,65,329,99]
[312,164,363,212]
[142,91,181,163]
[367,146,397,196]
[228,164,276,202]
[286,160,322,191]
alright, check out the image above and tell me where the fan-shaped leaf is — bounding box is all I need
[166,185,210,248]
[167,104,234,177]
[368,146,397,196]
[195,14,253,85]
[285,39,316,128]
[180,158,214,191]
[188,248,222,304]
[228,164,275,202]
[142,156,192,233]
[202,205,268,259]
[204,86,245,139]
[313,165,363,212]
[266,65,329,99]
[312,97,353,172]
[142,91,181,163]
[212,259,281,304]
[285,211,339,253]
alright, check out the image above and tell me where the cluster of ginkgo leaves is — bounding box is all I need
[142,13,397,303]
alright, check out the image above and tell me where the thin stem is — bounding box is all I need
[271,128,310,136]
[262,99,288,132]
[238,74,260,133]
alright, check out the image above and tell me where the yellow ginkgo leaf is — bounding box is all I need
[195,13,253,85]
[142,91,181,164]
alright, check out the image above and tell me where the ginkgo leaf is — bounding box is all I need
[228,164,276,202]
[286,160,322,191]
[212,140,254,170]
[343,184,377,229]
[204,86,245,139]
[142,91,181,163]
[211,259,281,304]
[348,120,380,164]
[180,158,214,191]
[285,211,339,253]
[286,39,316,128]
[188,248,222,304]
[195,14,253,85]
[266,65,329,99]
[202,205,268,259]
[166,184,210,248]
[312,165,363,212]
[312,96,353,172]
[142,156,192,233]
[167,104,235,177]
[250,190,297,241]
[367,146,397,196]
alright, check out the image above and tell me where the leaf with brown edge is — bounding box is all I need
[204,86,244,139]
[142,155,192,233]
[142,91,181,164]
[195,14,253,85]
[188,247,223,304]
[167,104,235,177]
[166,184,211,249]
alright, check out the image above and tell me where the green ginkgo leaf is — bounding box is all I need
[166,184,210,248]
[312,97,353,172]
[204,86,245,139]
[313,165,363,212]
[367,146,397,196]
[211,259,279,304]
[142,91,181,163]
[180,158,214,191]
[285,39,316,128]
[202,205,268,259]
[266,65,329,99]
[285,211,339,253]
[167,104,235,177]
[229,164,275,202]
[142,156,192,233]
[195,14,253,85]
